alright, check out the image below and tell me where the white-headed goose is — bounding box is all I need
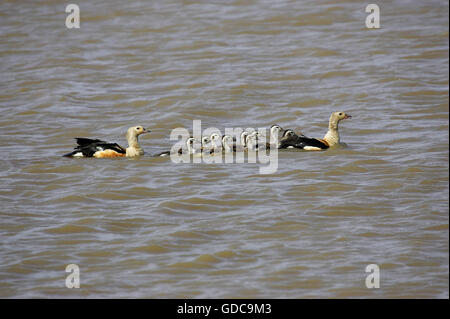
[63,126,150,158]
[284,111,351,150]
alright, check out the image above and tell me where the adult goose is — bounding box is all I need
[63,126,150,158]
[283,112,351,150]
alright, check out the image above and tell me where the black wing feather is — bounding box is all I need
[278,130,329,150]
[75,138,106,147]
[281,135,329,149]
[64,138,126,157]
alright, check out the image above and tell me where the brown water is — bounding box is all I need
[0,0,448,298]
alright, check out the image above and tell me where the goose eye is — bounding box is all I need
[339,113,343,116]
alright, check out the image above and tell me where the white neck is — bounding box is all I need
[126,132,143,157]
[323,116,340,146]
[323,129,339,147]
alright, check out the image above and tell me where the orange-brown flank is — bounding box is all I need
[93,150,126,158]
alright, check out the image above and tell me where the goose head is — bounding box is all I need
[329,111,352,129]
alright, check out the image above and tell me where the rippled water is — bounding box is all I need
[0,0,448,298]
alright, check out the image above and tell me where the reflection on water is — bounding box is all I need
[0,0,448,298]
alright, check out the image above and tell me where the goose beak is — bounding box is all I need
[142,128,151,134]
[344,114,352,119]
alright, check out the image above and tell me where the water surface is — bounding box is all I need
[0,0,448,298]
